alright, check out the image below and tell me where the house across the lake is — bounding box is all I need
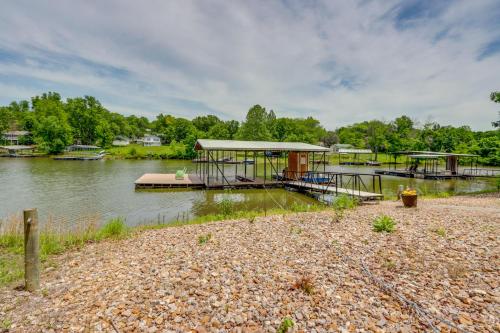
[112,136,130,146]
[2,131,30,145]
[141,134,161,147]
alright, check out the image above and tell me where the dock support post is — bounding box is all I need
[24,208,40,292]
[244,151,247,178]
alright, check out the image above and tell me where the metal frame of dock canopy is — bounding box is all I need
[337,148,373,165]
[388,150,479,176]
[193,139,330,188]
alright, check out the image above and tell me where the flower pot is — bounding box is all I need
[401,194,417,207]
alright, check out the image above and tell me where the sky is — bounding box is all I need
[0,0,499,130]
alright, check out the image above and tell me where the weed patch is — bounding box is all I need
[373,215,396,233]
[291,275,314,295]
[198,233,212,245]
[277,317,294,333]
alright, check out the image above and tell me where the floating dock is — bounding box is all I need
[374,169,470,180]
[135,173,205,189]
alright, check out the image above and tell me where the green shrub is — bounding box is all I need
[433,226,446,237]
[198,233,212,244]
[332,195,357,211]
[98,218,128,239]
[128,147,137,157]
[218,197,235,217]
[373,215,396,233]
[277,317,294,333]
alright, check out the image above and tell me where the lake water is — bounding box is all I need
[0,158,496,226]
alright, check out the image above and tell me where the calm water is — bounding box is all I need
[0,158,496,226]
[0,158,318,226]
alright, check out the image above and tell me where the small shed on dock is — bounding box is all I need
[193,139,330,188]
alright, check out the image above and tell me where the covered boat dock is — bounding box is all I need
[135,139,383,201]
[375,151,480,179]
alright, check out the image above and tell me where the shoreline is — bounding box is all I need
[1,193,499,332]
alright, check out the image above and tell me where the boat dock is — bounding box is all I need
[135,172,383,201]
[135,140,383,201]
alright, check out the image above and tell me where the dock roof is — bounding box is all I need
[338,148,372,154]
[395,150,477,157]
[195,139,330,152]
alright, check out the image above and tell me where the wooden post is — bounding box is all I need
[24,208,40,292]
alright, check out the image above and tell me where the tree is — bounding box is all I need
[95,120,114,148]
[0,106,13,138]
[225,120,239,139]
[192,115,221,132]
[322,130,339,147]
[208,122,230,139]
[35,116,72,154]
[491,91,500,128]
[237,105,272,141]
[66,96,105,145]
[366,120,388,160]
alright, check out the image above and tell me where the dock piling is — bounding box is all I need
[24,208,40,292]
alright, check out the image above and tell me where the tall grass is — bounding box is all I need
[0,214,129,287]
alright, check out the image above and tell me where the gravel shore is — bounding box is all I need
[1,194,499,332]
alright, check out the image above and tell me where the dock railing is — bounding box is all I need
[282,170,383,198]
[462,168,500,177]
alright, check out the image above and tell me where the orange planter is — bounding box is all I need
[402,194,417,207]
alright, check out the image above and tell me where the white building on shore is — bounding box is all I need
[2,131,30,145]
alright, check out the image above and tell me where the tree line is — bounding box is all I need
[0,91,498,165]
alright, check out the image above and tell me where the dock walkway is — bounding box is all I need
[285,181,383,200]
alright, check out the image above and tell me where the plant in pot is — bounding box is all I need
[401,188,418,207]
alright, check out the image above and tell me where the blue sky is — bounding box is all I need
[0,0,499,130]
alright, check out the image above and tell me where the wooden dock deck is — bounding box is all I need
[285,181,383,200]
[374,169,468,179]
[135,173,205,189]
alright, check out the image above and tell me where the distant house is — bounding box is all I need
[112,136,130,146]
[331,143,353,153]
[142,135,161,147]
[2,131,30,145]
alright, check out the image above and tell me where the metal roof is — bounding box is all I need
[0,145,34,150]
[194,139,330,152]
[338,148,373,154]
[396,150,477,157]
[408,154,440,159]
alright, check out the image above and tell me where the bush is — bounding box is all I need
[277,317,294,333]
[373,215,396,233]
[198,233,212,244]
[218,197,235,217]
[332,195,357,211]
[98,218,128,239]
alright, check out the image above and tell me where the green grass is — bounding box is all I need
[106,143,187,159]
[0,217,130,288]
[373,215,396,233]
[332,195,358,210]
[97,218,128,239]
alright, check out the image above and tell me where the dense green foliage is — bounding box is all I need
[335,116,499,165]
[0,91,498,164]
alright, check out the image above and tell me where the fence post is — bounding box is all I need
[24,208,40,292]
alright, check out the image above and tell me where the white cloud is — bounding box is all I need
[0,0,498,130]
